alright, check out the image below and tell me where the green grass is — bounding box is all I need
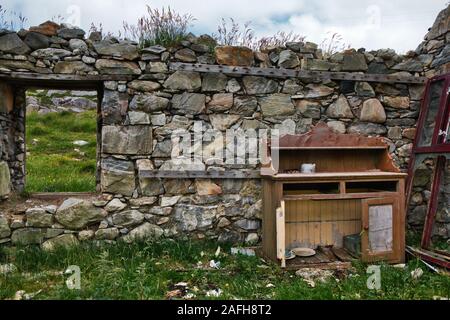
[25,110,97,193]
[0,240,449,300]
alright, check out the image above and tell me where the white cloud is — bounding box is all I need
[1,0,448,52]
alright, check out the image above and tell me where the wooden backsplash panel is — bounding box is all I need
[278,149,382,172]
[285,199,362,248]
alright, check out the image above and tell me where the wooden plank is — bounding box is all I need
[406,246,450,261]
[30,192,95,200]
[262,179,277,261]
[291,255,322,265]
[0,71,134,82]
[169,62,427,84]
[285,261,352,270]
[318,246,338,261]
[276,202,286,268]
[283,199,362,248]
[309,251,331,263]
[283,192,398,201]
[406,246,450,269]
[139,169,261,179]
[271,171,408,180]
[332,247,356,262]
[0,81,14,112]
[273,146,388,150]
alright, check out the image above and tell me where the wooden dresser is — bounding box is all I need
[261,123,407,268]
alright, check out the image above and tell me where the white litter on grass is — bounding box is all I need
[73,140,89,146]
[24,290,42,300]
[433,295,449,300]
[0,263,17,275]
[184,293,196,299]
[393,263,406,269]
[266,283,275,288]
[411,268,424,279]
[231,247,256,256]
[175,282,188,288]
[209,260,221,269]
[215,246,221,257]
[13,290,25,300]
[303,279,316,288]
[295,268,334,288]
[206,289,222,297]
[13,289,42,300]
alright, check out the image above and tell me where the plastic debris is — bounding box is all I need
[206,289,222,297]
[433,295,449,300]
[24,290,42,300]
[73,140,89,146]
[13,291,25,300]
[231,247,256,256]
[209,260,221,269]
[184,293,196,299]
[13,289,42,300]
[174,282,188,288]
[411,268,424,279]
[0,263,17,275]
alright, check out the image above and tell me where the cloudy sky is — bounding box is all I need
[2,0,448,53]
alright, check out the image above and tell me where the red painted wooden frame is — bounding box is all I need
[421,156,446,249]
[411,74,450,154]
[406,73,450,264]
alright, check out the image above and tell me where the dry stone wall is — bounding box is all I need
[26,89,97,114]
[0,5,449,247]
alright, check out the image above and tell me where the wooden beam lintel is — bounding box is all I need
[139,170,261,179]
[169,62,427,84]
[0,72,135,82]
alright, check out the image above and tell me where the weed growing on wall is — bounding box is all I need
[0,5,27,31]
[213,18,304,51]
[122,5,195,48]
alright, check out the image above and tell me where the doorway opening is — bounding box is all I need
[25,88,100,193]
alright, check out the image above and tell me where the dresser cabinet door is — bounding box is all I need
[361,197,401,262]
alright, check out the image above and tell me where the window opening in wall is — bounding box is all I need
[25,89,98,193]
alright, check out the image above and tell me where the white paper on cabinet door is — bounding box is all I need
[368,205,393,252]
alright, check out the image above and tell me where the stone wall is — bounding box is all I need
[26,89,97,114]
[405,5,450,241]
[0,5,449,247]
[0,87,26,195]
[416,5,450,77]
